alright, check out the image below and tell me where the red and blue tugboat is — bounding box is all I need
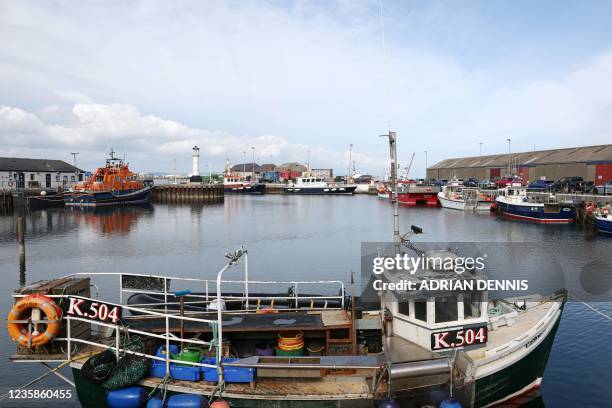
[495,186,576,223]
[64,150,152,207]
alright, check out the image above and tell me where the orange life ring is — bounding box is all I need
[7,294,62,347]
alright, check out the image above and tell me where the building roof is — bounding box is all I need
[276,162,308,172]
[259,163,277,172]
[0,157,83,173]
[231,163,263,173]
[428,144,612,170]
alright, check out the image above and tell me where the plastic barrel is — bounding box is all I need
[439,398,463,408]
[146,395,164,408]
[106,386,147,408]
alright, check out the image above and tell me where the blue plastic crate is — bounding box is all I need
[201,357,255,383]
[150,360,201,382]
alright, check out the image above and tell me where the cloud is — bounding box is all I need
[0,100,379,173]
[1,2,612,176]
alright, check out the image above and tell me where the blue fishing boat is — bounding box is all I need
[594,213,612,235]
[495,186,575,224]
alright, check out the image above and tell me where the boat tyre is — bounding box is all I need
[7,294,62,347]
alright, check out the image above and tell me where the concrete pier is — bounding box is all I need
[152,184,224,203]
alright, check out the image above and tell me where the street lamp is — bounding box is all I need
[242,151,246,177]
[251,147,255,180]
[424,150,428,179]
[506,138,512,176]
[479,142,483,156]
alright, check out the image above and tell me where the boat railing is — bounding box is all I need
[60,271,345,313]
[11,292,219,374]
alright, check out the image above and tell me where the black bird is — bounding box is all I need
[410,225,423,234]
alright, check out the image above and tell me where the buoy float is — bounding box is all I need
[7,294,62,347]
[378,398,399,408]
[145,394,163,408]
[106,386,147,408]
[210,400,230,408]
[167,393,208,407]
[439,398,463,408]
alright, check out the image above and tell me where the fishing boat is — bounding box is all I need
[397,180,440,206]
[437,181,467,210]
[495,186,576,224]
[12,189,66,210]
[223,160,266,194]
[64,150,152,207]
[593,206,612,235]
[283,173,357,195]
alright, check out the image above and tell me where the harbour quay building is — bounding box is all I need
[0,157,84,190]
[426,144,612,183]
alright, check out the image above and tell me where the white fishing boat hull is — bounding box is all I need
[437,192,465,210]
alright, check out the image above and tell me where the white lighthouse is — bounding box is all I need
[190,145,203,182]
[192,145,200,176]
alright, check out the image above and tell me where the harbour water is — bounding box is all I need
[0,195,611,407]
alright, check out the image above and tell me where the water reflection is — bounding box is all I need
[66,204,154,236]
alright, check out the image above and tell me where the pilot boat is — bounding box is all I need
[64,150,152,207]
[495,186,576,223]
[283,173,357,195]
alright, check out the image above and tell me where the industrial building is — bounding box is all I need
[0,157,84,189]
[427,144,612,183]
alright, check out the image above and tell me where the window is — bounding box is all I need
[78,174,83,181]
[414,300,427,322]
[435,296,458,323]
[463,292,482,319]
[56,174,60,181]
[30,174,35,181]
[398,302,410,317]
[71,175,75,182]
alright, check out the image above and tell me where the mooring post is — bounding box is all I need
[17,215,25,286]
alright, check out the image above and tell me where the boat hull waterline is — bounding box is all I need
[64,187,153,207]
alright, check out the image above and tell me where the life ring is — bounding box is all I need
[8,181,14,187]
[7,294,62,347]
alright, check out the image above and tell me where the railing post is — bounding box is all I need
[165,315,170,376]
[115,325,120,360]
[119,274,123,305]
[164,278,168,314]
[66,317,72,361]
[244,251,249,310]
[294,282,299,309]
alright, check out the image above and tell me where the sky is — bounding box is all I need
[1,0,612,176]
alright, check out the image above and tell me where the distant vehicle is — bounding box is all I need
[495,176,524,188]
[433,179,448,187]
[479,179,497,189]
[527,180,554,191]
[594,181,612,195]
[463,178,479,187]
[551,176,594,193]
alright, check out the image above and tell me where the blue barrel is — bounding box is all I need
[378,399,399,408]
[167,394,209,408]
[106,386,147,408]
[146,395,164,408]
[439,398,463,408]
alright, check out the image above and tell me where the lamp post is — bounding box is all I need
[242,151,246,177]
[251,147,255,181]
[479,142,483,156]
[506,138,512,176]
[424,150,428,179]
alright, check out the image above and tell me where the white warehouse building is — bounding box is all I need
[0,157,85,190]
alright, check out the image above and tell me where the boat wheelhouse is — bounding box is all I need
[64,150,152,207]
[283,174,357,195]
[495,186,576,224]
[377,246,565,407]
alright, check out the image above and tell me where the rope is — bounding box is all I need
[569,293,612,322]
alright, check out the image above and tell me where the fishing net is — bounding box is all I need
[81,349,117,384]
[102,335,150,391]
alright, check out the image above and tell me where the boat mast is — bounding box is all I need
[381,131,400,253]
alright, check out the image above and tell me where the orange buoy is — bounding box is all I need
[210,400,231,408]
[7,294,62,347]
